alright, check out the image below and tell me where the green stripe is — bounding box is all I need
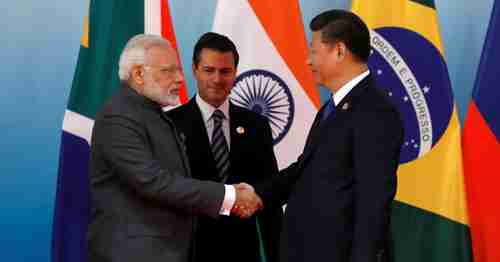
[392,201,472,262]
[67,0,144,119]
[409,0,436,9]
[256,217,267,262]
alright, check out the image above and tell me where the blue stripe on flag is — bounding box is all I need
[472,1,500,140]
[52,131,91,262]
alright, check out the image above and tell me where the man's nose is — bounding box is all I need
[213,72,222,83]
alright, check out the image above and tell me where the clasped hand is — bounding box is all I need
[231,183,263,219]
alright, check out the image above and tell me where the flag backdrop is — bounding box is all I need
[51,1,187,261]
[352,0,472,261]
[463,2,500,262]
[212,3,319,259]
[213,0,320,170]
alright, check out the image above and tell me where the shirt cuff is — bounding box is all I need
[219,185,236,216]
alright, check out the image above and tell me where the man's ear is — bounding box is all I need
[192,63,198,75]
[337,42,347,59]
[131,65,145,85]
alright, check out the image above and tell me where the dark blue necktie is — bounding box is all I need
[321,99,336,122]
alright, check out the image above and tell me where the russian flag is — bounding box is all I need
[463,2,500,262]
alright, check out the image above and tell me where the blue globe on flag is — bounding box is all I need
[369,27,454,163]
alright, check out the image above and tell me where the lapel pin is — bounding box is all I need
[342,102,349,111]
[236,126,245,134]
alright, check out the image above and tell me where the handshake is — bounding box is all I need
[231,183,263,219]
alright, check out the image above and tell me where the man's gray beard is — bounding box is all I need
[162,94,179,107]
[143,77,179,107]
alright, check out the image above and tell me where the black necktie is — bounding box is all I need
[211,109,230,181]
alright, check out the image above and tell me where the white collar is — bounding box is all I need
[331,70,370,105]
[195,94,230,123]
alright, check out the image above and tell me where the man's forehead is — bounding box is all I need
[150,63,178,68]
[198,50,235,68]
[146,46,176,62]
[147,44,173,53]
[200,49,234,59]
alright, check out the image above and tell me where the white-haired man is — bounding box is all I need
[87,34,262,262]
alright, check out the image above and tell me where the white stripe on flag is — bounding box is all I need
[213,0,317,169]
[62,110,94,144]
[145,0,161,35]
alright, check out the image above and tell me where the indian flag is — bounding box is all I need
[212,2,319,260]
[213,0,320,170]
[51,1,187,262]
[352,0,472,261]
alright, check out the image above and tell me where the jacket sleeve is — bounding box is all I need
[254,157,302,209]
[254,111,322,208]
[95,114,225,218]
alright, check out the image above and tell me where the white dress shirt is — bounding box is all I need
[195,94,231,150]
[332,70,370,105]
[195,94,235,215]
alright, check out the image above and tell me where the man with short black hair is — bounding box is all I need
[168,32,283,262]
[255,10,404,262]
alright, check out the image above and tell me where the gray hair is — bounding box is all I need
[118,34,172,81]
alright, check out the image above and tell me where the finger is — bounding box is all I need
[238,183,254,191]
[256,197,264,210]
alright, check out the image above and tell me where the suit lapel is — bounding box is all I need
[229,104,242,158]
[301,75,373,163]
[160,110,193,177]
[228,103,246,181]
[185,99,218,172]
[334,74,373,117]
[301,106,325,156]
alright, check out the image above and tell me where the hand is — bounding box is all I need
[231,183,263,219]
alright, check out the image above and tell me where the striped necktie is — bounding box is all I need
[211,109,230,181]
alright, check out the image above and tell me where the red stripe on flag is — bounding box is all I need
[463,101,500,262]
[161,0,188,103]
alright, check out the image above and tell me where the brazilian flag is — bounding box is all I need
[352,1,473,261]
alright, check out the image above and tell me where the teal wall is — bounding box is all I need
[0,0,494,261]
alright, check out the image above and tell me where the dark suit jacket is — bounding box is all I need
[167,98,283,262]
[88,85,226,262]
[256,75,404,262]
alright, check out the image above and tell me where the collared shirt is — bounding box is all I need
[331,70,370,106]
[195,94,235,216]
[196,94,231,150]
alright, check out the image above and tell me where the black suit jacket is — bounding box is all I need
[256,75,404,262]
[88,86,226,262]
[167,98,283,262]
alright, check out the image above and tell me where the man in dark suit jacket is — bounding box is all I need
[88,34,262,262]
[254,10,404,262]
[167,32,283,262]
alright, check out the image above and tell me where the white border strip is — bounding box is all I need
[62,110,94,145]
[144,0,162,35]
